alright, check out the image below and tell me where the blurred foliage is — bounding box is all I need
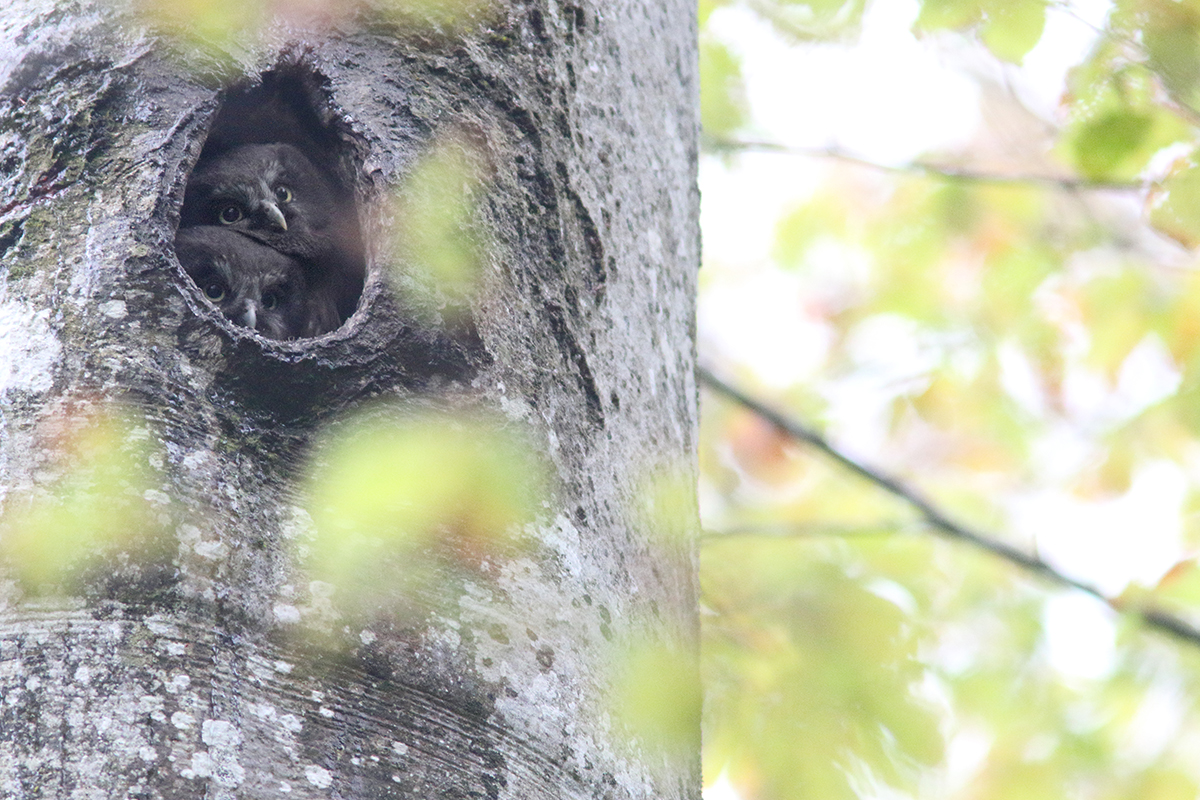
[703,537,942,800]
[749,0,868,43]
[0,401,168,593]
[302,408,545,620]
[389,133,490,321]
[701,36,751,141]
[609,641,703,757]
[638,464,703,550]
[129,0,498,56]
[1149,151,1200,248]
[914,0,1047,63]
[1057,37,1190,182]
[700,0,1200,798]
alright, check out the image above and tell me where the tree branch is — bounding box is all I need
[701,521,920,539]
[698,364,1200,648]
[702,137,1144,192]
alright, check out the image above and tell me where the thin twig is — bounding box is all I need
[703,137,1145,192]
[701,521,919,540]
[697,364,1200,648]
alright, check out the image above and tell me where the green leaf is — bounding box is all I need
[1069,109,1154,180]
[1127,768,1199,800]
[698,0,725,28]
[700,37,748,139]
[750,0,868,42]
[914,0,1047,61]
[304,409,545,616]
[1079,270,1161,377]
[609,643,702,754]
[979,0,1047,63]
[0,405,168,593]
[1143,0,1200,105]
[1058,37,1192,181]
[391,135,488,319]
[914,0,983,31]
[702,543,942,800]
[772,195,854,266]
[1149,152,1200,248]
[979,243,1056,330]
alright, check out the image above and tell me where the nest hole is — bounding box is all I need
[175,67,367,341]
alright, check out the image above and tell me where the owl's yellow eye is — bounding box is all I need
[274,185,293,203]
[218,205,243,224]
[204,283,226,301]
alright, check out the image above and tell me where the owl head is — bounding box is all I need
[175,226,327,340]
[179,143,342,261]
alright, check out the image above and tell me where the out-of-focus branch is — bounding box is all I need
[701,521,920,539]
[698,364,1200,648]
[703,137,1144,192]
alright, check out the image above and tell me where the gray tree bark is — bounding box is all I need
[0,0,699,797]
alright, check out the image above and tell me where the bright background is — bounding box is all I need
[698,1,1200,798]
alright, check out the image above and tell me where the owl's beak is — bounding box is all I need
[236,303,257,331]
[262,202,288,232]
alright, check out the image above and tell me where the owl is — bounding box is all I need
[175,226,339,340]
[180,142,365,320]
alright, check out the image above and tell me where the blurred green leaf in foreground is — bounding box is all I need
[129,0,499,66]
[302,408,545,619]
[0,399,169,594]
[388,132,492,326]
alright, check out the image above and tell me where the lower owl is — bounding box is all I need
[174,226,340,340]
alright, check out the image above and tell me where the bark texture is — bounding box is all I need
[0,0,699,797]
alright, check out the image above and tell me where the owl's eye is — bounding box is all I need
[218,205,244,224]
[274,185,293,203]
[262,290,283,310]
[203,283,226,301]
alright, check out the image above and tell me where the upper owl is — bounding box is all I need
[175,225,339,340]
[180,142,366,322]
[181,143,341,259]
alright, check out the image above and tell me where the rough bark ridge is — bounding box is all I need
[0,0,699,797]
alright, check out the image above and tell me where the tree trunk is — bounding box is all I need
[0,1,699,797]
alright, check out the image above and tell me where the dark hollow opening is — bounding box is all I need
[175,68,366,341]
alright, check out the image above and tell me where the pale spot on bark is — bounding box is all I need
[305,765,333,788]
[99,300,127,319]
